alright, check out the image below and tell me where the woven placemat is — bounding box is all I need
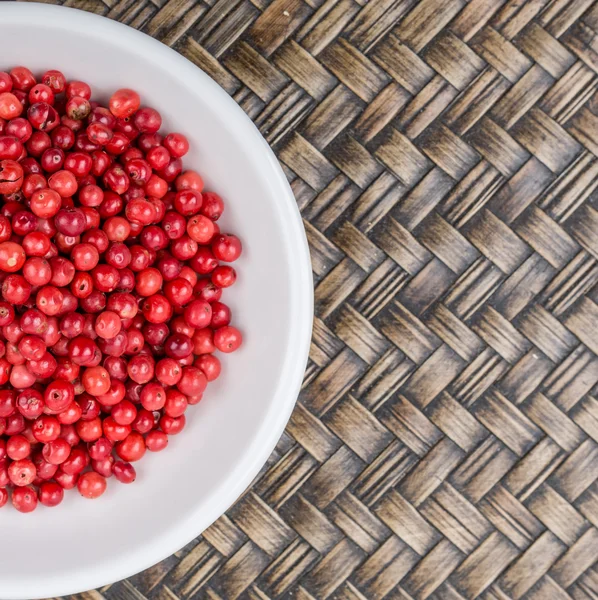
[34,0,598,598]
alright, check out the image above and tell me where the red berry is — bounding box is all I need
[39,481,64,507]
[214,326,243,353]
[160,414,186,435]
[12,485,38,512]
[177,366,207,397]
[146,430,168,452]
[113,460,136,483]
[42,70,66,94]
[0,93,23,120]
[65,81,91,100]
[0,72,243,512]
[212,234,242,262]
[0,241,25,272]
[6,434,30,460]
[196,354,221,382]
[109,89,140,119]
[45,380,74,412]
[176,170,204,193]
[77,471,106,499]
[8,458,36,486]
[116,431,146,462]
[42,438,71,465]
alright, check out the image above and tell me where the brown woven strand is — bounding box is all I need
[27,0,598,598]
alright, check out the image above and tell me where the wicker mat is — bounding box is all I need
[34,0,598,598]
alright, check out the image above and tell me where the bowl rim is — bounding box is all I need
[0,3,313,598]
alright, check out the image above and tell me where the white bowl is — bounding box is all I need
[0,3,312,598]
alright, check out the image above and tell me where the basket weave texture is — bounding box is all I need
[34,0,598,598]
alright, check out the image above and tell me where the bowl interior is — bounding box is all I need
[0,5,311,598]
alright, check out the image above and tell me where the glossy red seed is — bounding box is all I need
[112,460,136,483]
[213,326,243,353]
[109,89,140,119]
[77,471,106,499]
[116,431,146,462]
[42,438,71,465]
[12,485,37,512]
[39,481,64,507]
[0,73,244,512]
